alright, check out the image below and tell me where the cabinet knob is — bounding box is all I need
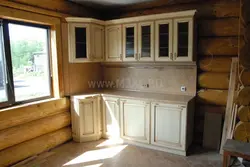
[170,53,173,60]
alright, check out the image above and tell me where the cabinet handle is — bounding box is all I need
[170,53,173,60]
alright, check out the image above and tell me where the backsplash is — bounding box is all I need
[102,65,197,95]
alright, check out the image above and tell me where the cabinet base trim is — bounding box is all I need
[73,134,102,143]
[123,139,187,156]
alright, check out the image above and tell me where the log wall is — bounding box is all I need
[0,98,71,166]
[105,0,241,145]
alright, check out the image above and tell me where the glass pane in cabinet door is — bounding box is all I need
[75,27,87,58]
[177,22,189,57]
[126,27,134,58]
[159,24,169,57]
[141,25,150,57]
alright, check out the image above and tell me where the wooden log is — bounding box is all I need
[239,44,250,69]
[0,112,71,151]
[236,86,250,105]
[111,1,240,19]
[199,57,233,72]
[0,98,70,131]
[0,127,72,167]
[199,37,239,56]
[197,89,228,106]
[233,121,250,142]
[198,72,230,89]
[238,106,250,122]
[199,18,241,37]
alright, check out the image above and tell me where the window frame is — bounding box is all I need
[0,18,53,108]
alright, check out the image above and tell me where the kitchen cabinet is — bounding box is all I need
[155,19,173,61]
[71,95,101,142]
[122,23,138,61]
[120,99,150,144]
[67,18,105,63]
[105,25,122,62]
[173,18,193,61]
[155,18,193,62]
[102,96,120,138]
[138,21,154,61]
[151,102,186,151]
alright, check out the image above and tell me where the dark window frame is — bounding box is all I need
[0,19,52,109]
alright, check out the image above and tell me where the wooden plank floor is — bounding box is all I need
[17,139,222,167]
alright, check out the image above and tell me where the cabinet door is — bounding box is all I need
[68,23,90,63]
[123,24,137,62]
[138,21,154,61]
[120,99,150,144]
[79,98,98,137]
[102,96,120,138]
[105,25,122,62]
[155,20,173,62]
[173,18,193,61]
[91,24,104,62]
[151,103,187,150]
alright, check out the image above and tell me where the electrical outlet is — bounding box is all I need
[181,86,186,92]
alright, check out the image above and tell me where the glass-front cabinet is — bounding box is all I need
[68,23,90,62]
[122,24,137,61]
[138,22,154,61]
[155,20,173,61]
[173,18,193,61]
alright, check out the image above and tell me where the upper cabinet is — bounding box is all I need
[105,25,122,62]
[66,10,196,63]
[66,18,105,63]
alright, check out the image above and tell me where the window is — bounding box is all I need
[0,19,51,108]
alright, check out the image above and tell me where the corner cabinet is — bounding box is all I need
[66,18,105,63]
[102,96,120,138]
[71,95,101,142]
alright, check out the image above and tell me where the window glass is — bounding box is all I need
[8,23,51,102]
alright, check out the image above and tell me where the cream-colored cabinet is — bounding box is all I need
[120,99,150,144]
[151,102,187,151]
[122,23,138,62]
[102,96,120,138]
[66,18,104,63]
[155,17,193,62]
[71,95,101,142]
[91,24,105,62]
[138,21,154,61]
[155,20,173,62]
[173,18,193,61]
[68,23,91,63]
[105,25,122,62]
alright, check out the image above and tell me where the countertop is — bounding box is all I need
[72,89,195,105]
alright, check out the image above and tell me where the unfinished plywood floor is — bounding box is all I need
[19,139,222,167]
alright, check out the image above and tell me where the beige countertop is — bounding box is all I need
[72,89,195,105]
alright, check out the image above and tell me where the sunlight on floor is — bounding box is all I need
[63,145,127,166]
[96,138,124,147]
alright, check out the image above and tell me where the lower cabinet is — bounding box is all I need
[120,99,150,144]
[102,96,120,138]
[70,94,193,156]
[71,95,101,142]
[151,102,187,151]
